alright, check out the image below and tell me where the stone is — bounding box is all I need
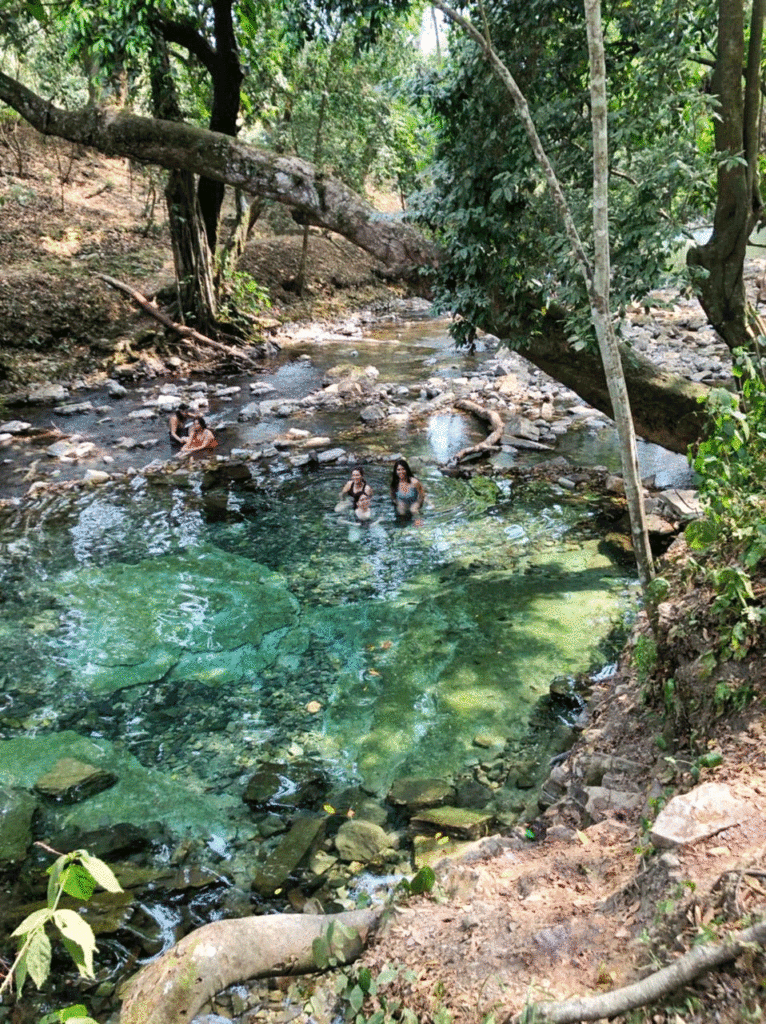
[0,420,31,434]
[28,384,68,404]
[387,777,455,812]
[243,760,328,811]
[83,470,110,485]
[578,785,643,824]
[409,806,494,841]
[252,815,326,896]
[34,758,118,804]
[650,782,752,849]
[238,402,263,421]
[316,447,347,463]
[54,402,94,415]
[334,819,391,863]
[0,787,38,863]
[659,489,703,519]
[359,405,386,424]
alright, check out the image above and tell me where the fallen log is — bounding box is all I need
[450,398,505,464]
[513,917,766,1024]
[96,273,262,368]
[119,907,381,1024]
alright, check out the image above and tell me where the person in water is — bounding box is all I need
[168,402,191,445]
[178,416,218,457]
[336,465,373,521]
[390,458,425,519]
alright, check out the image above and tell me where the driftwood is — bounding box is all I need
[119,907,381,1024]
[96,273,261,368]
[513,917,766,1024]
[450,398,505,464]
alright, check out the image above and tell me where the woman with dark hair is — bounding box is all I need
[390,459,425,518]
[178,416,218,457]
[168,402,191,445]
[336,465,373,521]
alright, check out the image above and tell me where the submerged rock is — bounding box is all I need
[334,819,392,863]
[34,758,118,804]
[387,777,455,812]
[252,814,326,896]
[0,787,37,863]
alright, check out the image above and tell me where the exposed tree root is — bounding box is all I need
[118,907,381,1024]
[96,273,262,368]
[512,918,766,1024]
[450,398,505,464]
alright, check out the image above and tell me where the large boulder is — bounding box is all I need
[34,758,118,804]
[0,788,38,863]
[334,819,392,863]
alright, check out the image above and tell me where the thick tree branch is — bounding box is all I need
[0,71,439,278]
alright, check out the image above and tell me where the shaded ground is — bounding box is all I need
[2,120,766,1024]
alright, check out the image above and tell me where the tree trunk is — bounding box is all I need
[584,0,653,588]
[149,34,218,331]
[686,0,765,352]
[119,908,380,1024]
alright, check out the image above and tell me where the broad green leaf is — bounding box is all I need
[79,852,123,893]
[24,928,52,989]
[11,907,52,937]
[61,863,97,902]
[60,935,95,980]
[53,910,97,961]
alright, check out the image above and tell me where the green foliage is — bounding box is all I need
[633,633,657,684]
[1,846,122,1020]
[395,864,436,897]
[410,0,715,346]
[329,962,419,1024]
[685,349,766,658]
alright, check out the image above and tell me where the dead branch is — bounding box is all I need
[513,918,766,1024]
[450,398,505,464]
[96,273,261,368]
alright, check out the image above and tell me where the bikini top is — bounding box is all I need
[397,482,419,503]
[350,482,371,508]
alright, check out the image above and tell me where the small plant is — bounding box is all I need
[633,633,657,684]
[1,844,123,1022]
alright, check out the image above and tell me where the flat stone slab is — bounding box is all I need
[0,420,32,434]
[387,777,455,811]
[34,757,118,804]
[659,489,702,519]
[252,815,325,895]
[409,806,494,841]
[650,782,751,848]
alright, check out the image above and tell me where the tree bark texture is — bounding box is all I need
[686,0,765,352]
[119,908,381,1024]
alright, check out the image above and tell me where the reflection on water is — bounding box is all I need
[0,467,634,843]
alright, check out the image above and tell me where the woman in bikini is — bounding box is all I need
[390,458,425,518]
[178,416,218,457]
[336,466,373,521]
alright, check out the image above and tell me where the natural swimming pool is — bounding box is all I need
[0,462,634,852]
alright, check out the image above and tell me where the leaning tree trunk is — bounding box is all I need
[686,0,765,352]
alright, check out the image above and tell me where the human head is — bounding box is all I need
[194,415,207,430]
[390,458,412,491]
[350,465,366,484]
[178,402,189,414]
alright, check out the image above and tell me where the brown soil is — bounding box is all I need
[0,122,396,390]
[3,122,766,1024]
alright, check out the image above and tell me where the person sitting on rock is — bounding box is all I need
[178,416,218,457]
[336,465,373,521]
[168,402,191,445]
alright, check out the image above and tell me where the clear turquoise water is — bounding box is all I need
[0,464,634,846]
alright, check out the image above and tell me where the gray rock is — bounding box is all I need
[54,402,94,415]
[387,777,455,812]
[29,384,68,404]
[252,815,326,895]
[359,405,386,424]
[650,782,751,849]
[316,447,347,464]
[335,819,391,863]
[0,788,38,863]
[0,420,31,434]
